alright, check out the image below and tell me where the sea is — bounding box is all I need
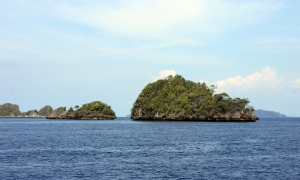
[0,117,299,180]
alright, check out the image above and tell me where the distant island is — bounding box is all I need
[0,103,53,118]
[254,109,286,118]
[46,101,116,120]
[131,75,258,121]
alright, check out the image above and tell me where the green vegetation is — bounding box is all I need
[38,105,53,116]
[0,104,53,117]
[77,101,115,116]
[47,101,116,119]
[0,103,21,116]
[131,75,253,117]
[56,107,67,111]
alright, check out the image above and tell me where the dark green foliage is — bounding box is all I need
[48,101,116,119]
[51,101,115,117]
[38,105,53,116]
[0,103,21,116]
[132,75,252,117]
[77,101,115,116]
[57,107,67,111]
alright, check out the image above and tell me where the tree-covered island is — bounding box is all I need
[131,75,259,121]
[46,101,116,120]
[0,103,53,118]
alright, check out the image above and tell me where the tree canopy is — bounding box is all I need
[132,75,254,117]
[77,101,116,116]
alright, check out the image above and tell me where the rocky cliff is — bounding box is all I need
[46,101,116,120]
[131,75,259,122]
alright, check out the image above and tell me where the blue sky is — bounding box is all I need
[1,0,300,116]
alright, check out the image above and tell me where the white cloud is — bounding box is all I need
[215,67,282,93]
[291,78,300,88]
[151,70,177,81]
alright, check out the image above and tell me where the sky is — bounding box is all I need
[1,0,300,116]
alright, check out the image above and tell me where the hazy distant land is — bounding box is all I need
[254,109,287,118]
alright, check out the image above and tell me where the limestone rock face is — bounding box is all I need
[131,75,259,122]
[47,101,116,120]
[132,109,257,121]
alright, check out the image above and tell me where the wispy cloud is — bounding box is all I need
[291,78,300,88]
[52,0,282,43]
[56,0,202,38]
[254,37,300,44]
[252,36,300,53]
[0,0,284,65]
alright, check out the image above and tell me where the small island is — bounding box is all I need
[46,101,116,120]
[131,75,259,122]
[0,103,53,118]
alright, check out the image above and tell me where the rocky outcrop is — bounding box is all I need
[132,107,258,121]
[46,101,116,120]
[131,75,259,122]
[0,103,22,117]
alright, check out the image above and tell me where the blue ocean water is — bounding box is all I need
[0,117,299,179]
